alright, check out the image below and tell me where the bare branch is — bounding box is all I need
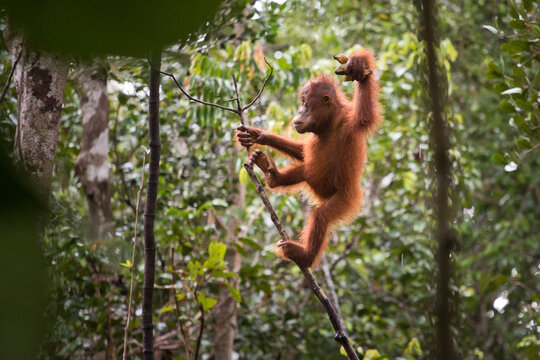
[193,290,205,360]
[321,254,347,336]
[159,70,239,114]
[242,58,274,111]
[0,50,22,105]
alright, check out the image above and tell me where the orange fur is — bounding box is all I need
[239,49,381,268]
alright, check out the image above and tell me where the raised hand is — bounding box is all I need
[236,125,266,148]
[345,55,373,82]
[334,51,374,82]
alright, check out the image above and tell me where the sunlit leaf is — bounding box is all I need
[239,167,249,185]
[197,294,217,312]
[159,304,174,313]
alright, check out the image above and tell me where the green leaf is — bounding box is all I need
[212,270,237,278]
[404,337,422,356]
[120,260,132,268]
[493,153,506,165]
[176,293,186,301]
[481,274,509,293]
[515,99,532,111]
[493,82,509,93]
[197,294,217,312]
[198,202,213,211]
[208,242,226,262]
[517,336,540,349]
[509,7,519,19]
[159,304,174,313]
[516,137,532,149]
[187,260,203,276]
[442,38,457,61]
[509,20,526,29]
[497,100,515,113]
[363,349,382,360]
[513,116,529,132]
[500,40,528,54]
[512,66,526,83]
[224,282,242,302]
[204,242,227,270]
[239,167,249,185]
[486,62,502,79]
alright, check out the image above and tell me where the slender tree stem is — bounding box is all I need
[169,245,192,360]
[123,151,147,360]
[417,0,454,358]
[112,101,136,211]
[193,292,205,360]
[321,254,347,335]
[0,50,22,105]
[142,51,162,360]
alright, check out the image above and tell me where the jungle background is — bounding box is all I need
[0,0,539,359]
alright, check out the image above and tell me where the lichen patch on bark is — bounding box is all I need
[41,96,61,114]
[28,67,52,99]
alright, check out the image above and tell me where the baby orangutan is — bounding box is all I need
[237,49,381,268]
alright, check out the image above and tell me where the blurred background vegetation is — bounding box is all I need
[0,0,539,359]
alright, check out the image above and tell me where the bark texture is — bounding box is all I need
[73,60,113,238]
[142,52,161,360]
[213,241,241,360]
[4,22,69,196]
[212,180,244,360]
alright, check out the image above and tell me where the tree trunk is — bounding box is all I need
[213,248,241,360]
[3,21,69,197]
[73,60,113,238]
[142,52,161,360]
[417,0,455,358]
[212,167,244,360]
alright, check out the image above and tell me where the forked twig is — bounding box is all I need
[158,70,238,113]
[159,57,273,119]
[241,58,273,111]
